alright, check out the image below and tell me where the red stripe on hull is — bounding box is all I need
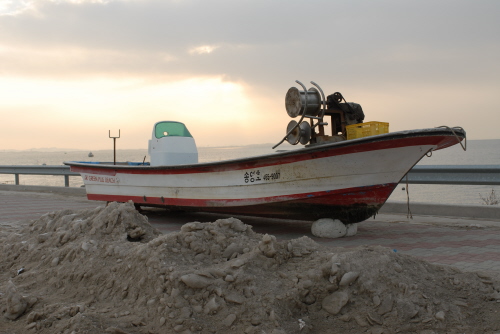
[88,183,397,223]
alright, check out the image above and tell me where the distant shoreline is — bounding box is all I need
[0,143,277,153]
[1,139,500,153]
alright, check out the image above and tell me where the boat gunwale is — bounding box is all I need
[64,127,465,171]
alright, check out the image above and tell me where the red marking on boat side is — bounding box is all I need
[87,183,396,208]
[84,175,117,183]
[79,169,117,176]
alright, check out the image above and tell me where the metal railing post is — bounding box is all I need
[15,174,19,185]
[64,175,70,187]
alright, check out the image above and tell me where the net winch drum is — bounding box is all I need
[285,87,322,118]
[298,121,312,145]
[286,120,300,145]
[285,120,312,145]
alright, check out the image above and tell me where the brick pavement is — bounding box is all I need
[0,191,102,222]
[1,191,500,275]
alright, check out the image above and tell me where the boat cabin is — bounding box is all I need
[148,121,198,166]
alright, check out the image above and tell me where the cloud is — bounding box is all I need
[0,0,29,16]
[1,0,498,88]
[0,0,499,149]
[0,0,112,16]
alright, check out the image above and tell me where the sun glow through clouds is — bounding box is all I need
[189,45,219,55]
[0,76,255,149]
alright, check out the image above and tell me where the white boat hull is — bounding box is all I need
[67,128,465,223]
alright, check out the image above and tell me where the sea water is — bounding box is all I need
[1,140,499,206]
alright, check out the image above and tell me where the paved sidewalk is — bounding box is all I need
[1,191,500,275]
[0,191,101,223]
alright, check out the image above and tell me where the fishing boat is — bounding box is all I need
[65,81,466,224]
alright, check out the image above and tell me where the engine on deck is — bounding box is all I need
[274,80,365,148]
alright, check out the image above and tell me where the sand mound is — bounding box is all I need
[1,202,499,333]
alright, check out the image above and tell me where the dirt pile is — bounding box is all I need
[1,202,500,333]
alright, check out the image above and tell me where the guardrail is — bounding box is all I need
[1,164,500,187]
[405,165,500,185]
[0,165,79,187]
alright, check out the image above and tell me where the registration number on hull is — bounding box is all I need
[243,170,280,183]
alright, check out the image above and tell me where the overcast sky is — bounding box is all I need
[1,0,499,150]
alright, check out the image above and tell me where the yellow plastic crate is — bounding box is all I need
[346,121,389,140]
